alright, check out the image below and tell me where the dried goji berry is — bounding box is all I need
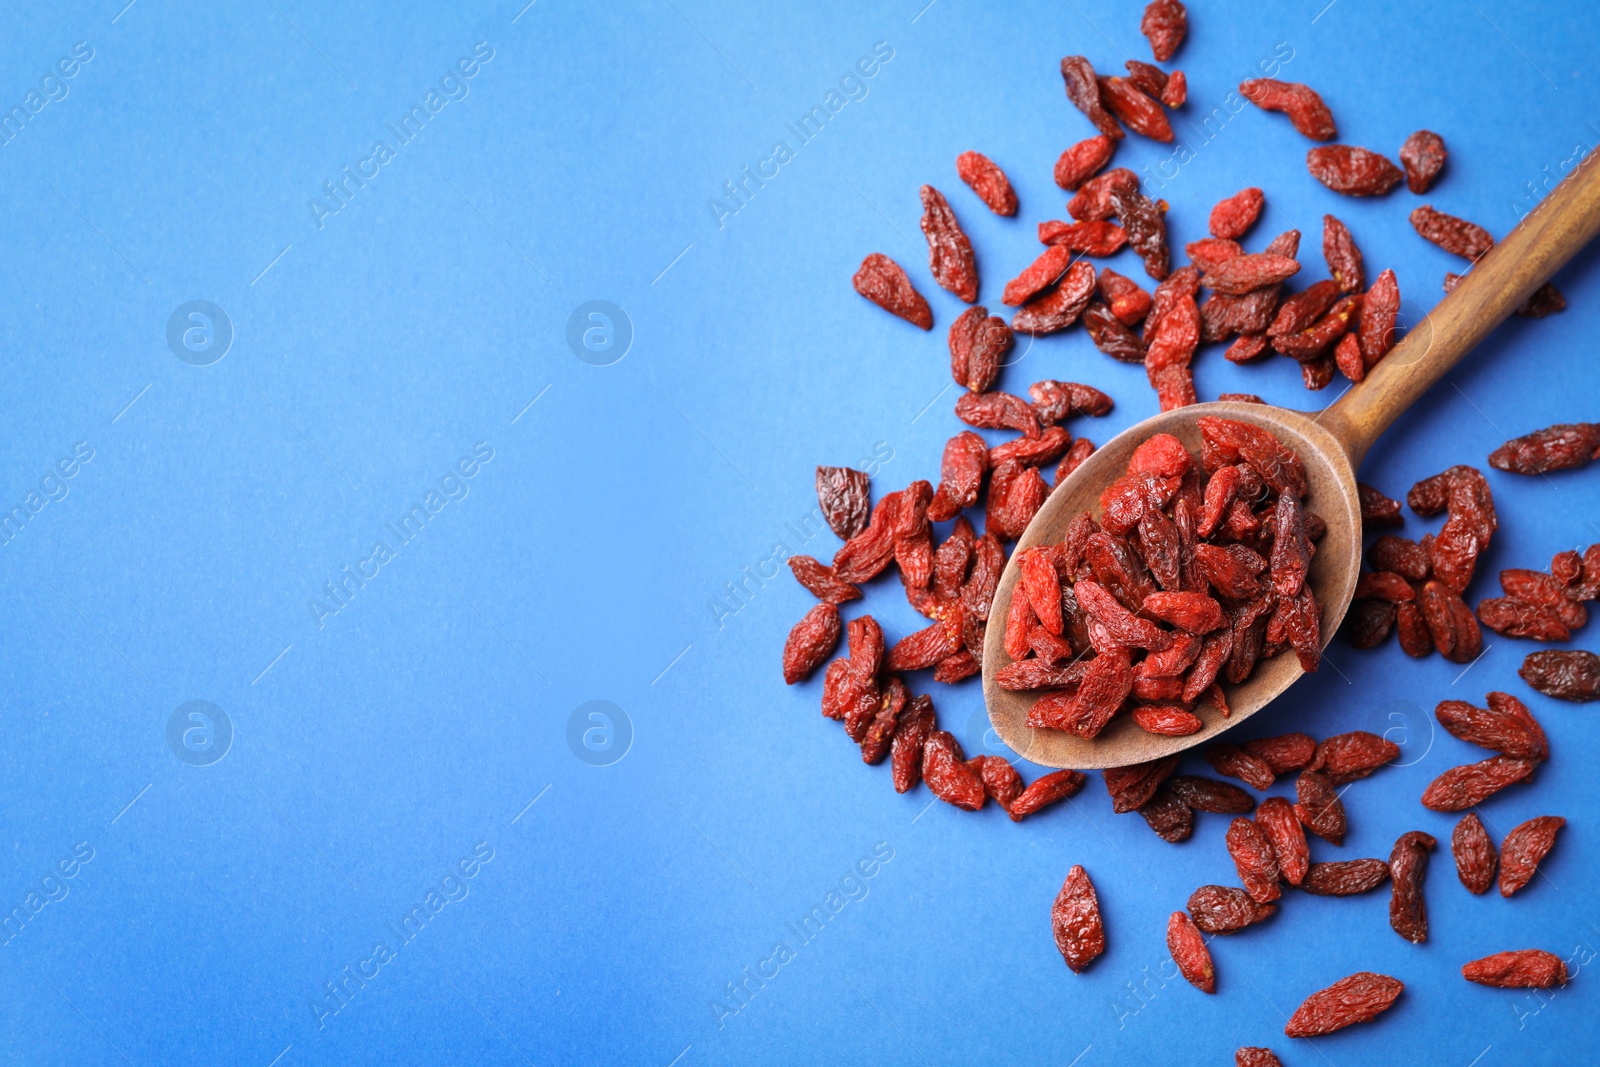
[1122,59,1169,101]
[1108,183,1170,281]
[1167,775,1254,814]
[927,432,988,523]
[1285,972,1403,1037]
[1198,417,1308,498]
[1452,811,1497,894]
[1165,909,1215,992]
[816,465,871,540]
[1477,596,1571,642]
[1132,704,1203,736]
[1420,580,1483,663]
[1464,950,1568,989]
[946,306,1013,393]
[991,427,1073,470]
[853,252,932,329]
[1410,205,1493,261]
[1188,885,1275,934]
[1499,815,1564,897]
[1209,188,1265,241]
[1186,237,1244,273]
[1052,864,1105,972]
[782,604,841,684]
[1306,145,1404,197]
[1098,75,1173,142]
[956,391,1039,437]
[1038,219,1127,257]
[890,694,934,792]
[1140,0,1186,61]
[1322,214,1364,292]
[1068,168,1138,221]
[1344,598,1396,648]
[1399,129,1446,193]
[860,674,908,763]
[1012,260,1098,336]
[1227,817,1283,902]
[1255,796,1308,886]
[1388,830,1435,943]
[986,460,1048,541]
[1309,731,1399,785]
[1095,268,1152,326]
[1436,692,1548,761]
[1368,534,1428,581]
[1054,134,1115,190]
[1358,483,1404,527]
[1520,649,1600,702]
[1056,438,1096,483]
[1202,252,1300,296]
[1019,547,1065,636]
[920,185,978,303]
[1139,784,1194,841]
[977,755,1025,808]
[1357,268,1400,367]
[922,729,985,810]
[955,150,1017,216]
[1060,56,1122,140]
[1294,770,1345,845]
[1421,756,1537,812]
[1240,79,1336,140]
[1242,732,1316,773]
[1008,769,1086,821]
[1301,859,1390,896]
[1083,300,1148,361]
[1160,70,1186,108]
[1489,422,1600,475]
[1003,245,1076,306]
[1236,1050,1282,1067]
[1104,755,1179,814]
[788,555,862,605]
[1029,379,1113,425]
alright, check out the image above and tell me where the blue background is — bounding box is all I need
[1,0,1598,1063]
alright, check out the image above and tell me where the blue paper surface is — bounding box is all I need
[2,0,1599,1063]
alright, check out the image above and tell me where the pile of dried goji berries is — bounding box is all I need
[998,421,1321,740]
[783,1,1584,1059]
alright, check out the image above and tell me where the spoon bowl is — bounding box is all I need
[981,401,1361,769]
[980,153,1600,769]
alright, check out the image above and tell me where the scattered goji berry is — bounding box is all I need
[1105,755,1179,814]
[1240,79,1336,140]
[1421,755,1537,812]
[1421,580,1483,663]
[1167,774,1254,814]
[1358,483,1404,527]
[1166,909,1215,992]
[985,459,1049,541]
[1054,134,1116,190]
[1122,59,1169,100]
[1388,830,1435,943]
[1060,56,1123,140]
[1012,260,1099,336]
[1284,972,1403,1037]
[1235,1050,1282,1067]
[1188,884,1275,934]
[1307,145,1404,196]
[920,185,978,302]
[1499,815,1564,897]
[1295,769,1345,845]
[946,306,1013,393]
[1301,859,1391,896]
[1489,422,1600,475]
[1202,253,1300,295]
[1410,205,1493,260]
[853,252,932,329]
[1227,816,1283,902]
[1052,864,1105,972]
[1038,219,1127,256]
[1322,214,1364,292]
[1068,168,1138,221]
[1452,811,1497,894]
[1209,187,1265,240]
[1520,649,1600,702]
[923,729,985,810]
[1463,950,1568,989]
[1242,732,1316,773]
[1254,796,1308,886]
[1008,769,1086,821]
[955,150,1017,215]
[1083,300,1148,361]
[1003,244,1076,306]
[1030,379,1114,425]
[1140,0,1186,61]
[1056,437,1097,482]
[1399,129,1446,193]
[788,555,862,605]
[1139,784,1194,841]
[1108,183,1171,280]
[815,466,871,540]
[782,604,841,684]
[1098,75,1173,142]
[1435,692,1548,761]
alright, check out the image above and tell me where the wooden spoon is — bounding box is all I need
[982,156,1600,770]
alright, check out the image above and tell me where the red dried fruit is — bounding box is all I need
[1285,972,1403,1038]
[1108,183,1170,281]
[956,391,1039,438]
[1097,75,1173,142]
[1490,422,1600,475]
[1068,168,1138,222]
[783,604,841,684]
[1306,146,1404,197]
[887,615,963,672]
[1435,693,1548,761]
[1104,755,1178,814]
[927,432,988,524]
[1202,253,1299,296]
[1209,188,1264,241]
[1452,811,1497,895]
[1310,731,1399,785]
[1054,134,1115,191]
[1201,747,1272,793]
[890,695,934,793]
[1521,649,1600,702]
[986,461,1048,542]
[1003,245,1075,306]
[1368,535,1428,582]
[1357,268,1400,367]
[1239,733,1314,775]
[1421,756,1537,812]
[1388,830,1435,943]
[1294,770,1345,845]
[1188,885,1275,934]
[1240,79,1336,140]
[1254,797,1308,886]
[1143,591,1226,634]
[1518,281,1567,317]
[1185,237,1244,273]
[1140,0,1186,61]
[1322,214,1364,292]
[853,252,932,329]
[1096,268,1152,327]
[1358,484,1404,527]
[1499,815,1564,897]
[1013,260,1099,336]
[1029,379,1113,425]
[955,150,1017,216]
[1082,300,1148,363]
[1301,859,1391,896]
[1018,547,1065,636]
[1076,580,1174,651]
[1132,704,1203,736]
[1056,438,1096,483]
[1227,817,1283,903]
[1410,205,1493,261]
[1062,646,1135,738]
[1399,130,1446,194]
[860,674,908,763]
[1344,599,1396,648]
[923,729,985,810]
[1038,219,1127,257]
[816,466,871,541]
[1355,571,1415,603]
[1477,596,1571,642]
[788,555,862,605]
[1165,910,1215,993]
[1421,580,1483,663]
[1161,70,1186,108]
[1138,785,1194,842]
[920,185,978,303]
[1167,775,1254,814]
[1236,1050,1282,1067]
[946,306,1013,393]
[1008,769,1086,821]
[1464,951,1569,989]
[1122,59,1169,100]
[1197,417,1307,497]
[991,427,1073,470]
[1060,56,1122,141]
[977,756,1025,808]
[1052,864,1105,973]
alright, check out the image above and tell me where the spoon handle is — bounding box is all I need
[1318,155,1600,468]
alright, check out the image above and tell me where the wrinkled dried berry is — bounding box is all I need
[1206,744,1275,790]
[890,695,935,793]
[1013,260,1099,336]
[1399,130,1446,193]
[1108,183,1170,281]
[1463,950,1568,989]
[1009,769,1086,821]
[1421,756,1537,812]
[1203,253,1300,295]
[1068,167,1138,221]
[816,466,871,540]
[783,604,841,684]
[1243,732,1316,774]
[1322,214,1364,292]
[1435,693,1548,761]
[1227,817,1283,903]
[1489,422,1600,475]
[1140,0,1186,61]
[1307,145,1404,197]
[1138,784,1194,842]
[1038,219,1127,257]
[1254,796,1308,886]
[1295,770,1345,845]
[1188,885,1275,934]
[1302,859,1391,896]
[1060,56,1123,140]
[1499,815,1563,897]
[1452,812,1497,894]
[1240,79,1335,140]
[1236,1050,1282,1067]
[947,306,1013,393]
[1285,972,1403,1037]
[1105,755,1179,814]
[1310,731,1399,785]
[1209,187,1265,240]
[788,555,862,605]
[1167,910,1214,993]
[1029,379,1114,425]
[1388,830,1435,943]
[923,729,985,810]
[1168,775,1254,814]
[921,185,978,303]
[1098,75,1173,142]
[1520,649,1600,702]
[1410,205,1493,261]
[853,253,932,329]
[955,150,1017,215]
[1358,268,1400,367]
[1054,134,1116,190]
[1052,864,1105,972]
